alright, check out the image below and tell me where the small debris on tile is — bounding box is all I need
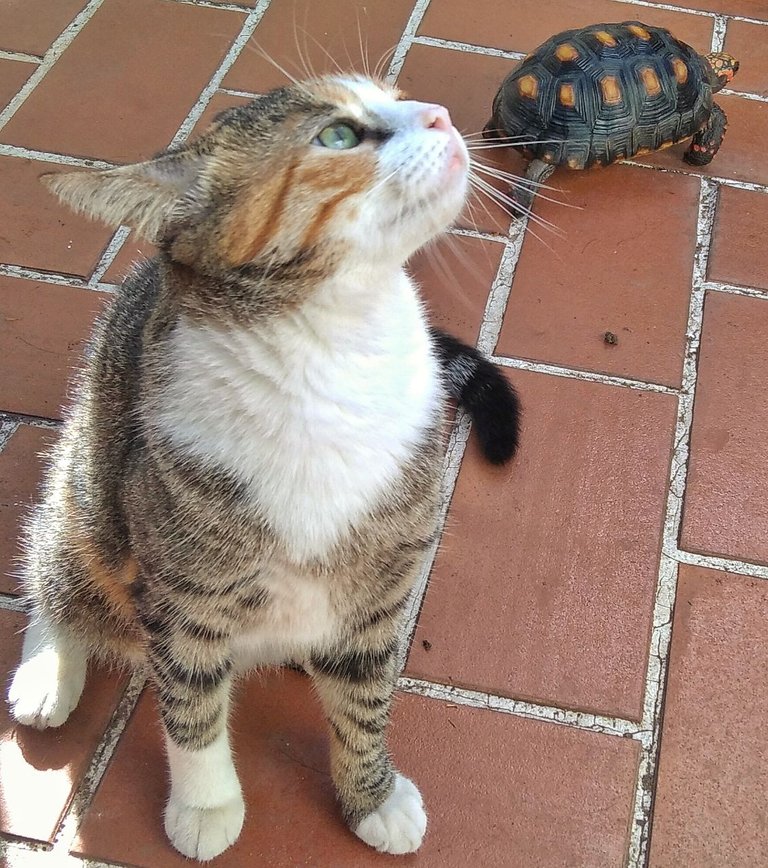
[603,331,619,345]
[421,639,432,651]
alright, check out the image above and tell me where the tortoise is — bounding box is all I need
[483,21,739,211]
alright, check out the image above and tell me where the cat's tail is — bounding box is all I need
[430,328,521,465]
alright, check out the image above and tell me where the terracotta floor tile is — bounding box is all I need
[410,235,502,346]
[707,185,768,292]
[0,425,57,595]
[0,158,113,278]
[0,0,244,163]
[0,609,125,843]
[419,0,713,56]
[100,234,156,287]
[223,0,415,93]
[75,670,639,867]
[681,293,768,565]
[496,164,698,387]
[641,94,768,187]
[0,276,109,419]
[725,20,768,97]
[0,59,32,112]
[0,0,86,57]
[397,45,515,234]
[408,369,676,720]
[649,565,768,867]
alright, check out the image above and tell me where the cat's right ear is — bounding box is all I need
[41,148,206,243]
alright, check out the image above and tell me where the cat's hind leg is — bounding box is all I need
[8,608,88,729]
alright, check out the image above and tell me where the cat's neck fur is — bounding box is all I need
[148,261,443,564]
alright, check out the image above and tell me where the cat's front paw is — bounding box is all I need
[355,773,427,855]
[7,651,86,729]
[164,794,245,861]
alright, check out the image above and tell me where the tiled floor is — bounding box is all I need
[1,0,766,866]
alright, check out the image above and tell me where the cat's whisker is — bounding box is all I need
[468,170,564,221]
[468,156,561,192]
[469,156,582,207]
[291,12,318,81]
[469,175,564,237]
[374,43,398,81]
[244,41,306,90]
[470,163,582,210]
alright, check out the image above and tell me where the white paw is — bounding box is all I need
[164,794,245,861]
[7,648,86,729]
[355,773,427,855]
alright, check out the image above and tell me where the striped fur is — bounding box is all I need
[8,75,518,861]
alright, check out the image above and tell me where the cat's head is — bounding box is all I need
[44,75,468,279]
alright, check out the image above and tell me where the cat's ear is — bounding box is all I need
[41,149,206,242]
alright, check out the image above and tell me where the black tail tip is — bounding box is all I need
[470,371,522,465]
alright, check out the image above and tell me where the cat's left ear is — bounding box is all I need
[41,147,207,243]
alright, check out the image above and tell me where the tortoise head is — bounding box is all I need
[704,52,739,92]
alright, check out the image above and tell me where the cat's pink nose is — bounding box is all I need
[420,105,452,131]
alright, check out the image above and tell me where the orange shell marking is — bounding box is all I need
[628,25,652,40]
[594,30,617,47]
[600,75,623,105]
[555,43,579,61]
[518,74,539,99]
[559,83,576,107]
[671,57,688,84]
[640,66,662,96]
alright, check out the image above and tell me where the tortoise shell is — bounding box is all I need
[487,21,716,168]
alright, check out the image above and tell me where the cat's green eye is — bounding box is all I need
[316,123,361,150]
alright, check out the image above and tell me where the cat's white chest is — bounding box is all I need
[151,270,442,561]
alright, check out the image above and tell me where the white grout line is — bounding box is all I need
[218,85,261,99]
[396,412,471,671]
[721,87,768,103]
[398,678,647,741]
[169,0,273,146]
[705,280,768,299]
[386,0,434,82]
[0,262,110,292]
[52,671,146,855]
[476,225,525,354]
[86,226,132,288]
[0,410,61,429]
[168,0,249,11]
[0,0,107,131]
[448,225,508,244]
[87,0,275,285]
[610,0,768,26]
[399,221,528,669]
[0,593,26,612]
[412,35,525,61]
[711,14,728,52]
[673,548,768,579]
[626,176,718,868]
[0,49,42,64]
[491,355,680,395]
[621,158,768,195]
[0,143,116,168]
[0,416,20,451]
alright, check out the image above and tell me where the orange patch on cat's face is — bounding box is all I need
[220,146,378,266]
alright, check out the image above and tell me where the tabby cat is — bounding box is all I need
[7,74,520,860]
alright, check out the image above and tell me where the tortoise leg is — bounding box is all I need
[684,103,727,167]
[510,158,556,216]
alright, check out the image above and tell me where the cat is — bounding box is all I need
[7,74,520,860]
